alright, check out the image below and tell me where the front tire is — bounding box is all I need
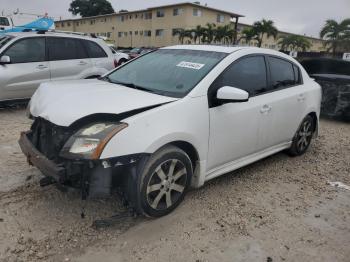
[136,146,193,217]
[288,115,315,156]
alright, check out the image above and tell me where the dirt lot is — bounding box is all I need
[0,107,349,262]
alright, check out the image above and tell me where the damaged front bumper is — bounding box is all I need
[19,131,149,200]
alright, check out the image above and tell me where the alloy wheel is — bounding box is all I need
[297,120,313,152]
[146,159,187,210]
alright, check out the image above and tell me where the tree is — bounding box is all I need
[320,19,350,56]
[278,35,311,51]
[252,19,278,47]
[174,29,193,44]
[214,25,234,45]
[238,27,258,45]
[69,0,114,17]
[203,23,216,44]
[191,25,206,44]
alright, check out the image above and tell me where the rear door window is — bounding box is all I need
[269,57,296,89]
[210,56,268,97]
[83,40,107,58]
[48,37,88,61]
[4,37,45,63]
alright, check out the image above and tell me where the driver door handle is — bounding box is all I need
[260,104,272,114]
[78,61,88,66]
[36,64,48,70]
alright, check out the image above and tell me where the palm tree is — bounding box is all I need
[174,29,193,44]
[214,25,234,44]
[278,35,311,51]
[320,19,350,56]
[191,25,206,44]
[203,23,216,44]
[252,19,278,47]
[238,28,258,46]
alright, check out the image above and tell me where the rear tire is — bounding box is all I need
[287,115,315,156]
[133,145,193,217]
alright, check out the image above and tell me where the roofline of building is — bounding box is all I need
[55,2,244,23]
[237,22,324,41]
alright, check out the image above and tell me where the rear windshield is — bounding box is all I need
[0,35,14,49]
[106,49,227,98]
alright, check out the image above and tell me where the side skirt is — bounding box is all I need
[205,142,292,182]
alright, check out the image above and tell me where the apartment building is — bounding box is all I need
[55,2,243,47]
[54,2,325,51]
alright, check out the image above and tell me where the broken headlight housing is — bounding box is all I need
[60,122,128,160]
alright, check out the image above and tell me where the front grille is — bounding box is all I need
[30,118,73,163]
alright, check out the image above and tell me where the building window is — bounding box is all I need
[217,14,225,23]
[193,9,202,17]
[156,29,164,37]
[135,14,138,19]
[173,8,183,16]
[67,22,71,26]
[156,10,165,17]
[129,15,132,19]
[61,22,64,27]
[129,31,132,35]
[144,30,152,37]
[124,32,127,37]
[118,32,123,37]
[140,31,144,35]
[107,32,111,38]
[144,12,152,20]
[135,31,138,35]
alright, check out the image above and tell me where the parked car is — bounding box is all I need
[128,47,155,59]
[301,58,350,120]
[108,45,130,65]
[20,46,321,217]
[0,31,115,102]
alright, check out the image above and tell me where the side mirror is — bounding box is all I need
[0,55,11,64]
[216,86,249,103]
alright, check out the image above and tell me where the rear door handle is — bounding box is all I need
[260,104,272,114]
[298,94,306,102]
[78,61,88,65]
[36,64,48,70]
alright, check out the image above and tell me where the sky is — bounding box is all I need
[1,0,349,38]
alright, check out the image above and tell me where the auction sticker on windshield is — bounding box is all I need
[176,61,205,70]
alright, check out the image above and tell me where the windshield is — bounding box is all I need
[0,35,14,49]
[105,49,227,98]
[0,17,10,26]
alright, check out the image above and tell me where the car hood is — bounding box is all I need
[30,79,178,127]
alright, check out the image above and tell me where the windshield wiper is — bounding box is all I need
[113,81,156,93]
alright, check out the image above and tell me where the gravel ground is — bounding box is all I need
[0,108,349,262]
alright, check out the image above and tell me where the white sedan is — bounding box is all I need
[20,45,321,217]
[109,45,129,65]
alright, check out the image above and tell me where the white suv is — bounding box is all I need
[20,45,322,217]
[0,32,115,102]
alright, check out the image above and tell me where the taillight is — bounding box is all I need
[114,59,118,68]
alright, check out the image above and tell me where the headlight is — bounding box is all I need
[60,122,128,159]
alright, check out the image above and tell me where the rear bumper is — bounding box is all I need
[19,131,66,183]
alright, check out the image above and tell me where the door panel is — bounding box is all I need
[258,57,307,149]
[0,37,49,100]
[207,55,270,171]
[208,98,263,171]
[0,62,50,100]
[48,37,92,81]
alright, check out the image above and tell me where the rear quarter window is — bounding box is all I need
[83,40,108,58]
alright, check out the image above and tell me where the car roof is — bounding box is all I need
[162,44,290,56]
[3,31,102,41]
